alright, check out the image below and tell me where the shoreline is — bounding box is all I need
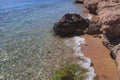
[65,36,96,80]
[73,36,96,80]
[82,0,120,77]
[52,0,120,79]
[81,34,119,80]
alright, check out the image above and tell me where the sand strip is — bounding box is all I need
[81,35,119,80]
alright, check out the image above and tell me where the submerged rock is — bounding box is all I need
[53,13,88,37]
[74,0,84,4]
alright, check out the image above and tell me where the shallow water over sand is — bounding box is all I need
[0,0,85,80]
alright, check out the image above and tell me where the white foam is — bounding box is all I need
[65,36,96,80]
[87,14,93,20]
[74,36,96,80]
[73,37,85,57]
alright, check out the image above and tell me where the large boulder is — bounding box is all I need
[53,13,88,37]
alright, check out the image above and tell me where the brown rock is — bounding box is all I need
[97,2,120,12]
[84,21,102,35]
[84,0,99,14]
[83,13,102,35]
[83,0,120,14]
[104,0,120,3]
[98,3,120,25]
[98,1,120,40]
[53,13,88,37]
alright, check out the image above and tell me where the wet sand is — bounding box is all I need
[81,35,119,80]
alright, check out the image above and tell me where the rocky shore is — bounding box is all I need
[83,0,120,76]
[53,0,120,77]
[53,0,120,79]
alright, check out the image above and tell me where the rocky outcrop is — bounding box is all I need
[53,13,103,37]
[83,0,120,75]
[84,0,120,14]
[98,2,120,43]
[53,13,88,37]
[97,1,120,13]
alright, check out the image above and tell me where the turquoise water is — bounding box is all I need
[0,0,84,80]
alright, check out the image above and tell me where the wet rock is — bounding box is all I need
[53,13,88,37]
[74,0,84,4]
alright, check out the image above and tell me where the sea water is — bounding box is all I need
[0,0,90,80]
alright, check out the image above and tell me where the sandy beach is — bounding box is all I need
[81,35,119,80]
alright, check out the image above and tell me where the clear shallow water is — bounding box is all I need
[0,0,84,80]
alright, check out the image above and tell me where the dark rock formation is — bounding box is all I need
[53,13,88,37]
[102,25,120,39]
[74,0,84,4]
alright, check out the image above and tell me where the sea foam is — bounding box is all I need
[65,36,96,80]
